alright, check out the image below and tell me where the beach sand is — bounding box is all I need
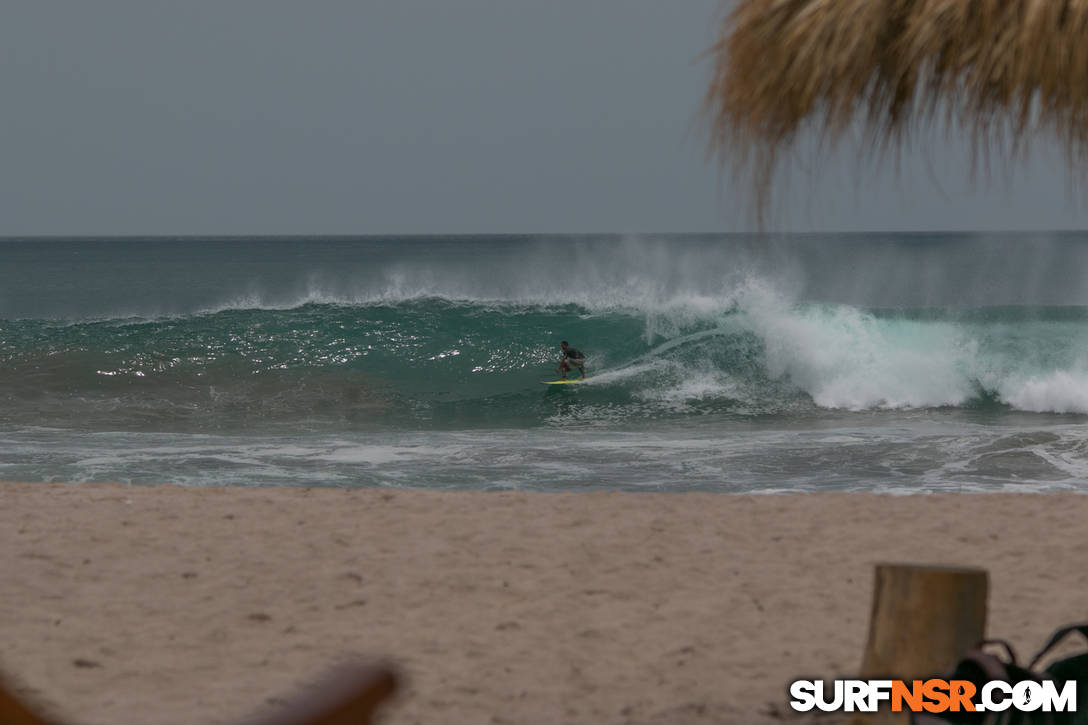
[2,483,1086,725]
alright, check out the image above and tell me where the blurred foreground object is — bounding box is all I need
[0,662,397,725]
[0,679,49,725]
[705,0,1088,222]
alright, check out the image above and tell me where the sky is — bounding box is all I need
[2,0,1087,235]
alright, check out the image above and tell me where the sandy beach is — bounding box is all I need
[2,483,1086,725]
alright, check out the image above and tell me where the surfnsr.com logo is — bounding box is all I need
[789,679,1077,714]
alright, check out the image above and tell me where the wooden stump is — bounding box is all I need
[849,563,988,725]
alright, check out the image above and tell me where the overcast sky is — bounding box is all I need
[2,0,1087,235]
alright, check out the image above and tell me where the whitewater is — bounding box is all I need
[4,234,1088,491]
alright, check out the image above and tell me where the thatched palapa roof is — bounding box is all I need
[705,0,1088,220]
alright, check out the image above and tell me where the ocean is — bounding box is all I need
[3,233,1088,492]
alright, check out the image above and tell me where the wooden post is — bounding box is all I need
[849,563,988,725]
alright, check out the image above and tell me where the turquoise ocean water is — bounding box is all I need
[4,234,1088,491]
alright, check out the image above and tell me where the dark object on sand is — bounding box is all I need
[0,661,398,725]
[913,623,1088,724]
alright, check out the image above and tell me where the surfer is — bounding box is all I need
[556,341,586,380]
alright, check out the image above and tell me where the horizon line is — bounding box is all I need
[2,228,1088,240]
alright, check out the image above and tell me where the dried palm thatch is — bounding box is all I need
[705,0,1088,223]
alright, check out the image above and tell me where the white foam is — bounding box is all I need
[999,370,1088,414]
[321,444,463,465]
[730,283,977,410]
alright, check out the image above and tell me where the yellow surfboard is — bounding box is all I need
[542,378,587,385]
